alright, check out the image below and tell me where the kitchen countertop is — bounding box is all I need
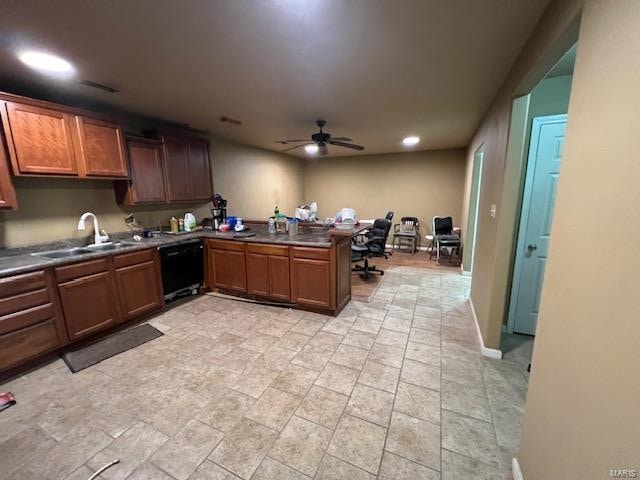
[0,225,363,278]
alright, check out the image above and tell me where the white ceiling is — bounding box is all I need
[0,0,550,157]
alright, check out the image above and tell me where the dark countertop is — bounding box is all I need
[0,227,339,279]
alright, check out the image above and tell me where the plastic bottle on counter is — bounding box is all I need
[170,217,179,233]
[184,212,196,232]
[178,218,185,232]
[268,218,276,234]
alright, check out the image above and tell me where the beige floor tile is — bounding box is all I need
[260,320,293,338]
[196,388,255,434]
[209,418,278,479]
[252,457,310,480]
[269,416,333,477]
[442,380,491,422]
[239,334,280,353]
[138,389,209,436]
[272,364,320,396]
[229,364,280,398]
[394,381,441,424]
[314,454,375,480]
[327,415,387,474]
[296,386,348,429]
[291,318,325,336]
[441,357,484,388]
[330,344,369,370]
[87,421,168,480]
[342,330,376,350]
[187,460,242,479]
[127,462,176,480]
[405,341,441,366]
[151,419,224,480]
[291,344,333,371]
[386,411,440,470]
[409,327,441,347]
[246,387,302,431]
[260,345,298,371]
[320,319,353,336]
[375,328,409,349]
[366,343,404,368]
[358,361,400,393]
[350,316,383,335]
[412,314,441,332]
[401,358,441,391]
[307,331,344,352]
[442,410,501,467]
[274,332,312,352]
[378,451,440,480]
[441,449,502,480]
[381,315,412,333]
[345,383,394,427]
[64,465,96,480]
[215,348,262,374]
[314,362,360,395]
[0,425,57,478]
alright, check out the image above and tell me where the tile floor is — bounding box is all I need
[0,266,531,480]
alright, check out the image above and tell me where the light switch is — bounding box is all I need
[490,204,497,218]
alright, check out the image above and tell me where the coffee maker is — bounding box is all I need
[211,193,228,230]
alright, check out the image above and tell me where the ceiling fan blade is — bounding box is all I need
[318,143,328,155]
[283,143,314,152]
[330,137,352,142]
[329,140,365,151]
[284,139,310,143]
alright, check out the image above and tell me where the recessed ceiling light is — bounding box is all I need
[18,51,74,75]
[402,136,420,147]
[305,144,319,154]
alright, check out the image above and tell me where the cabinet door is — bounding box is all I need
[269,256,290,301]
[75,116,128,177]
[246,253,269,297]
[188,140,213,200]
[0,127,17,209]
[58,271,120,340]
[227,251,247,292]
[127,139,166,203]
[3,101,78,175]
[291,258,331,308]
[163,136,191,201]
[209,248,230,289]
[115,260,163,321]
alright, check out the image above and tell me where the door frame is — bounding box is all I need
[462,145,484,274]
[507,113,567,334]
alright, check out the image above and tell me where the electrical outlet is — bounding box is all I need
[490,204,497,218]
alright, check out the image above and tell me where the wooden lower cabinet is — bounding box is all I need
[208,248,247,292]
[114,255,163,321]
[57,267,121,341]
[246,252,290,301]
[269,255,291,301]
[290,257,332,309]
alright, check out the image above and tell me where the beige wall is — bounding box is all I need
[461,0,583,349]
[519,0,640,476]
[0,137,304,248]
[304,149,466,232]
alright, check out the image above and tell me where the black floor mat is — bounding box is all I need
[61,324,163,373]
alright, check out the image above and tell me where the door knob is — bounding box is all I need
[527,244,538,251]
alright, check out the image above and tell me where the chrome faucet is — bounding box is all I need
[77,212,110,247]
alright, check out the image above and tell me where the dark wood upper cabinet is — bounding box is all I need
[115,138,166,205]
[188,140,213,200]
[1,101,78,175]
[0,126,17,210]
[162,135,192,202]
[75,116,128,177]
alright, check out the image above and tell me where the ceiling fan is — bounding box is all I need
[277,120,364,155]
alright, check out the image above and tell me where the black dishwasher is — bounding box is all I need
[159,240,204,301]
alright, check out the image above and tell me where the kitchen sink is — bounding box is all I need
[33,242,137,259]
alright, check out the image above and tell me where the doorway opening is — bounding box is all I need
[462,146,483,274]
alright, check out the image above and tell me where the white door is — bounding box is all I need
[510,115,567,335]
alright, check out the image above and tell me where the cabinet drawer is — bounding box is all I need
[0,288,49,317]
[0,303,54,336]
[55,258,109,283]
[114,248,154,268]
[0,270,46,298]
[205,239,245,252]
[0,319,60,371]
[246,243,289,256]
[291,247,330,260]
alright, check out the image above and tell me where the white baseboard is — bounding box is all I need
[468,298,503,359]
[461,269,472,277]
[512,457,524,480]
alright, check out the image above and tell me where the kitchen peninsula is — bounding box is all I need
[0,222,357,377]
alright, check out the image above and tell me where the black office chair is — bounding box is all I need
[430,216,461,264]
[385,211,394,221]
[352,219,391,279]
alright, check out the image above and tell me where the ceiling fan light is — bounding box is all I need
[305,144,319,154]
[18,50,74,75]
[402,136,420,147]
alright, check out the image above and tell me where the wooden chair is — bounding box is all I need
[392,217,420,253]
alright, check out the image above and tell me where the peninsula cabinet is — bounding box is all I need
[113,249,164,320]
[290,247,332,309]
[246,244,291,301]
[0,270,68,371]
[0,93,129,178]
[55,258,121,341]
